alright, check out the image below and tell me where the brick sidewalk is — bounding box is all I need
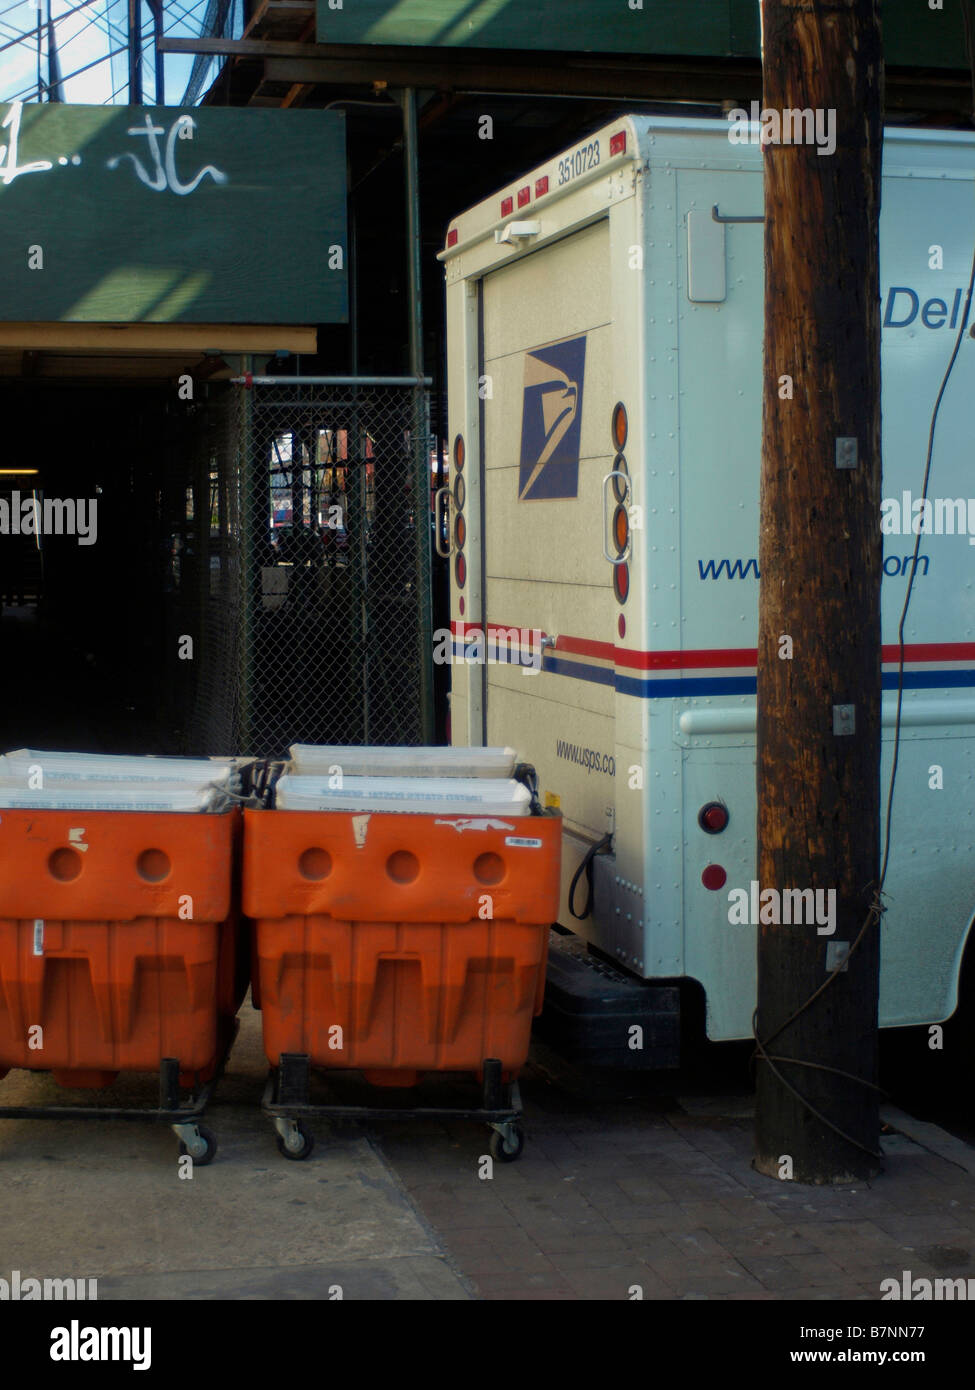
[372,1052,975,1301]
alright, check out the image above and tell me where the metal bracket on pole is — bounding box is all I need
[835,437,858,469]
[833,704,856,736]
[826,941,851,973]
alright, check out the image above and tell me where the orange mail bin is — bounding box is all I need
[242,808,562,1085]
[0,809,242,1089]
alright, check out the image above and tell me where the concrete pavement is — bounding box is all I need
[1,1010,972,1301]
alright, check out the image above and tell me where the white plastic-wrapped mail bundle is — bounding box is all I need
[0,749,235,787]
[274,774,531,816]
[287,744,518,780]
[0,749,240,811]
[0,783,223,813]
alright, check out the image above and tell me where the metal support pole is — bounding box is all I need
[45,0,63,102]
[238,354,258,753]
[400,87,435,743]
[401,87,423,382]
[348,146,358,377]
[128,0,143,105]
[148,0,164,105]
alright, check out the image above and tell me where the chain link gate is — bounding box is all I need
[222,374,435,758]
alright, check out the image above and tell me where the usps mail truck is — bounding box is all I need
[438,114,975,1065]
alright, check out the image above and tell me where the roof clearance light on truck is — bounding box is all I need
[699,802,729,834]
[447,228,458,248]
[535,176,549,197]
[609,131,627,156]
[501,196,514,217]
[517,185,531,208]
[612,402,628,451]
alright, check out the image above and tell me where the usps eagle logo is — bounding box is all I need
[517,335,587,501]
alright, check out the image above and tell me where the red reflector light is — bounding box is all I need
[500,196,513,217]
[613,561,629,605]
[609,131,627,156]
[446,228,458,248]
[617,613,626,639]
[517,185,530,208]
[455,552,467,588]
[535,176,549,197]
[699,802,729,834]
[702,865,727,891]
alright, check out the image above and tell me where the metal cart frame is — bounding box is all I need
[0,1021,239,1164]
[262,1052,525,1162]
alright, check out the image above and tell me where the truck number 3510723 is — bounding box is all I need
[558,142,600,185]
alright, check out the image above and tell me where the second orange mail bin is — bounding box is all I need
[242,808,562,1085]
[0,808,243,1089]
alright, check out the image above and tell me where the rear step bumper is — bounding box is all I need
[534,940,681,1069]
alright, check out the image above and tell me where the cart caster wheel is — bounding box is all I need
[489,1124,524,1163]
[178,1125,217,1166]
[276,1122,314,1161]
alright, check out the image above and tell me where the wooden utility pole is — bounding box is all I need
[755,0,884,1183]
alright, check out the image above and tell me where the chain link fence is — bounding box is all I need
[179,376,434,758]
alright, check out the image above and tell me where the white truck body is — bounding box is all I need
[438,114,975,1043]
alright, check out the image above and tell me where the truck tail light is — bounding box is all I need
[453,434,465,471]
[699,802,729,834]
[613,561,629,604]
[612,401,628,451]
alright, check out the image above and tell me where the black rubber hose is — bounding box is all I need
[568,832,613,920]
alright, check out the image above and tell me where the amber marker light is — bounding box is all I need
[612,402,628,451]
[613,503,629,556]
